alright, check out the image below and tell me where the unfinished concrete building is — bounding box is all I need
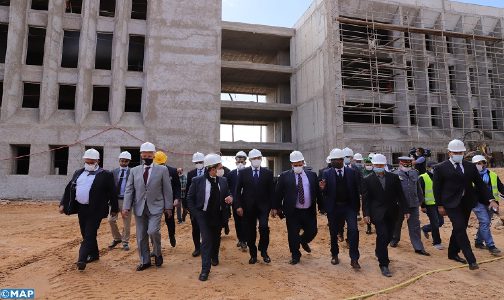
[1,0,504,198]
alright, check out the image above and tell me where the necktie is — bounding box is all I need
[297,173,305,205]
[455,163,463,174]
[338,170,342,178]
[118,169,125,188]
[198,169,203,176]
[253,169,259,184]
[143,167,150,185]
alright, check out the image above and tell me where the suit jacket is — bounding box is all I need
[225,169,240,199]
[433,160,494,209]
[166,165,181,201]
[235,167,274,212]
[184,168,203,209]
[123,164,173,216]
[322,167,361,214]
[60,168,118,219]
[186,175,231,213]
[274,170,321,217]
[112,167,130,196]
[362,172,406,221]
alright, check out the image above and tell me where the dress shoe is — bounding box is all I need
[380,266,392,277]
[331,256,339,265]
[422,229,430,239]
[448,255,467,264]
[76,261,86,271]
[415,249,431,256]
[123,243,130,251]
[249,257,257,264]
[169,235,176,247]
[261,252,271,264]
[136,263,152,271]
[389,241,398,248]
[468,262,479,270]
[199,272,209,281]
[192,249,201,257]
[488,246,502,255]
[301,242,312,253]
[351,260,361,269]
[211,258,219,266]
[474,242,487,249]
[108,240,122,249]
[240,242,248,252]
[289,258,300,265]
[155,255,163,267]
[86,255,99,263]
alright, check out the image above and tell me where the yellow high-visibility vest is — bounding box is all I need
[420,173,435,205]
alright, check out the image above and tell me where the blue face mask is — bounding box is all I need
[373,167,385,174]
[451,155,463,163]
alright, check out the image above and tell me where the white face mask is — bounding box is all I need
[293,166,303,174]
[251,159,261,168]
[476,165,484,172]
[216,169,225,177]
[236,163,245,170]
[400,166,412,172]
[195,163,204,170]
[365,165,373,171]
[344,157,351,165]
[84,163,97,172]
[451,155,463,163]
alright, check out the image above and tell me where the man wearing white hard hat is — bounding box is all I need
[123,142,173,271]
[471,155,503,255]
[342,147,354,168]
[272,151,321,265]
[433,139,498,270]
[319,148,362,269]
[235,149,275,264]
[108,151,133,251]
[225,151,249,251]
[184,152,206,257]
[186,154,232,281]
[59,148,118,271]
[362,154,408,277]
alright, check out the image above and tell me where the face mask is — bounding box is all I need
[236,163,245,170]
[293,166,303,174]
[344,158,351,165]
[84,163,97,172]
[251,159,261,168]
[143,158,153,166]
[373,167,385,174]
[216,169,225,177]
[451,155,463,163]
[365,165,373,171]
[355,163,363,168]
[195,163,204,170]
[400,166,412,172]
[476,165,484,172]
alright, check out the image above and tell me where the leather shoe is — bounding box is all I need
[351,260,361,269]
[155,255,163,267]
[136,263,152,271]
[389,241,398,248]
[380,266,392,277]
[108,240,122,249]
[249,257,257,264]
[331,256,339,265]
[199,272,209,281]
[240,242,248,252]
[415,249,431,256]
[192,249,201,257]
[86,255,99,263]
[474,242,487,249]
[169,235,176,247]
[301,242,312,253]
[449,255,467,264]
[469,262,479,270]
[289,258,300,265]
[76,261,86,271]
[261,252,271,263]
[211,258,219,266]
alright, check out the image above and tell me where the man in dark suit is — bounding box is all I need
[433,139,498,270]
[320,148,362,269]
[234,149,275,264]
[108,151,132,251]
[362,154,408,277]
[59,149,118,271]
[225,150,248,251]
[186,154,233,281]
[273,151,321,264]
[184,152,206,257]
[154,151,182,248]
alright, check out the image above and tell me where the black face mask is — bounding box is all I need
[331,161,344,169]
[143,158,153,166]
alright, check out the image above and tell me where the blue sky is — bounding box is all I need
[222,0,504,28]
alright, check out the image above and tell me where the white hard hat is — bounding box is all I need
[398,156,414,161]
[248,149,262,159]
[326,156,331,164]
[447,139,466,152]
[140,142,156,152]
[329,148,345,160]
[118,151,132,160]
[235,151,247,158]
[472,155,486,164]
[371,154,387,165]
[343,147,354,157]
[83,148,100,160]
[192,152,205,163]
[353,153,363,161]
[204,153,221,167]
[368,152,376,159]
[290,151,305,163]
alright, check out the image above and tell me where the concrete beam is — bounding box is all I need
[220,141,294,154]
[221,101,294,121]
[222,21,295,37]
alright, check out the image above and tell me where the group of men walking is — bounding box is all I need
[59,139,502,280]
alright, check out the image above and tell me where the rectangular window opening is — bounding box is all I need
[92,86,110,111]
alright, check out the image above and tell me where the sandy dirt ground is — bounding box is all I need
[1,170,504,299]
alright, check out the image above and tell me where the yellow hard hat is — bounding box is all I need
[154,151,167,165]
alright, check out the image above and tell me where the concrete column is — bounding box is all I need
[40,0,65,122]
[75,0,99,124]
[29,144,51,177]
[109,0,132,124]
[0,0,28,121]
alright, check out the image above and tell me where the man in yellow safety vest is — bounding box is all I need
[420,161,444,250]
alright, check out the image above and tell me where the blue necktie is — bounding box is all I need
[455,163,463,174]
[253,169,259,184]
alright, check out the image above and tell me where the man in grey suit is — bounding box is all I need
[123,142,174,271]
[108,151,132,251]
